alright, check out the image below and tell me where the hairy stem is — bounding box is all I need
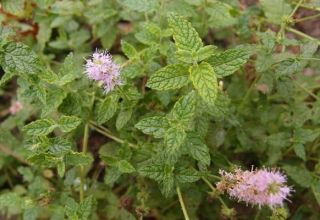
[90,122,138,148]
[295,13,320,22]
[285,27,320,44]
[80,124,89,202]
[176,186,190,220]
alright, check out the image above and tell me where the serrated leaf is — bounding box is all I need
[42,88,67,117]
[164,127,186,159]
[168,14,203,51]
[147,64,189,90]
[121,41,138,59]
[190,62,218,105]
[175,166,199,183]
[260,0,291,25]
[23,119,57,136]
[293,143,306,161]
[139,159,175,197]
[65,152,93,166]
[185,133,210,166]
[78,196,95,220]
[116,108,133,130]
[2,0,25,17]
[168,91,196,127]
[49,137,72,156]
[116,160,136,173]
[95,95,118,124]
[283,165,314,188]
[207,48,250,78]
[175,49,194,63]
[1,42,41,74]
[58,115,82,133]
[197,45,216,61]
[135,116,170,138]
[28,153,58,167]
[55,53,80,86]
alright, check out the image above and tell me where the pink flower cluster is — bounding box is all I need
[85,50,122,93]
[216,168,292,208]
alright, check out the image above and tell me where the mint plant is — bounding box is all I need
[0,0,320,219]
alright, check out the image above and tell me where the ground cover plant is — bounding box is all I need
[0,0,320,219]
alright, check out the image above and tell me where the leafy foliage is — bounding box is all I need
[0,0,320,219]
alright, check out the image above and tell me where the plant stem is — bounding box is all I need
[285,27,320,45]
[293,81,319,100]
[0,144,30,165]
[201,177,216,191]
[176,186,190,220]
[295,13,320,22]
[80,124,89,203]
[90,123,138,148]
[289,0,304,18]
[298,57,320,61]
[201,177,227,207]
[254,209,261,220]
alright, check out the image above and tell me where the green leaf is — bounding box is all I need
[190,62,218,105]
[260,0,291,25]
[205,2,237,28]
[207,48,250,78]
[147,64,189,90]
[49,137,72,156]
[135,116,170,138]
[0,71,15,87]
[312,180,320,206]
[185,133,210,166]
[1,42,41,74]
[121,41,138,59]
[168,14,203,51]
[55,53,80,86]
[139,159,175,197]
[196,45,217,62]
[168,91,196,128]
[2,0,25,17]
[175,166,199,184]
[175,49,194,63]
[78,196,95,220]
[65,152,93,166]
[95,95,118,124]
[23,119,57,136]
[28,153,58,167]
[42,88,67,117]
[293,143,306,161]
[203,91,230,118]
[119,0,159,12]
[58,115,82,133]
[116,160,136,173]
[164,127,186,159]
[116,108,133,130]
[283,165,314,188]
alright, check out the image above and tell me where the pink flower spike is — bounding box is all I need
[216,167,293,208]
[84,50,122,93]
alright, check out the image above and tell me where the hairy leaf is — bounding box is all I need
[147,64,189,90]
[168,14,203,51]
[190,62,218,105]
